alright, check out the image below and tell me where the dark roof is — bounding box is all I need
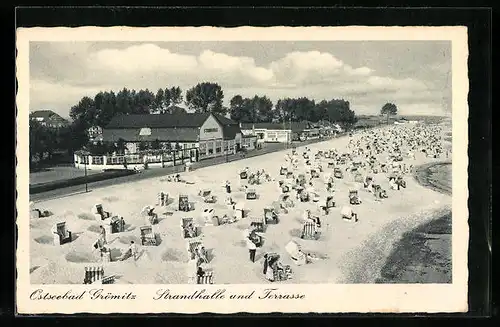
[102,127,200,142]
[105,112,240,129]
[211,114,241,140]
[30,110,69,125]
[106,113,211,129]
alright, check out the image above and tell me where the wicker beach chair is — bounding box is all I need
[52,222,72,245]
[181,217,199,238]
[140,225,158,246]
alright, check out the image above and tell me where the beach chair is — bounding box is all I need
[334,168,343,179]
[286,171,294,179]
[201,208,215,226]
[197,271,214,284]
[140,225,158,246]
[52,222,72,245]
[157,192,169,206]
[246,188,257,200]
[30,202,40,219]
[299,190,310,203]
[199,189,216,203]
[310,169,320,178]
[285,241,307,266]
[363,176,374,189]
[349,190,362,205]
[396,176,407,189]
[341,206,358,222]
[110,216,125,233]
[326,195,335,208]
[250,217,266,233]
[301,220,318,240]
[240,171,248,179]
[186,239,206,262]
[84,266,105,284]
[265,253,291,282]
[29,202,49,219]
[93,204,111,221]
[354,173,364,183]
[264,207,279,224]
[178,194,192,212]
[298,174,307,186]
[280,166,288,176]
[181,217,199,238]
[98,246,112,263]
[141,206,159,225]
[279,194,294,208]
[372,184,388,199]
[381,164,388,173]
[279,181,290,193]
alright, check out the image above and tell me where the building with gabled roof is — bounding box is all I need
[102,111,242,160]
[30,110,69,128]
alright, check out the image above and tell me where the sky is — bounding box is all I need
[29,41,452,119]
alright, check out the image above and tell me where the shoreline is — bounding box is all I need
[378,162,452,283]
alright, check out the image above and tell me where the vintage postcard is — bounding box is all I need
[16,26,469,314]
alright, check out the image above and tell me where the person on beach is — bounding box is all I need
[99,225,107,245]
[118,241,138,261]
[246,236,257,263]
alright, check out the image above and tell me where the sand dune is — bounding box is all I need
[30,123,452,284]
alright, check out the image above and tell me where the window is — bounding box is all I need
[207,141,214,155]
[215,140,222,153]
[80,156,89,164]
[139,127,151,136]
[267,132,277,140]
[199,142,207,155]
[109,156,124,165]
[93,156,103,165]
[204,128,218,133]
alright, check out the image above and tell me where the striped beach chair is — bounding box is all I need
[250,217,265,233]
[84,266,105,284]
[197,271,214,284]
[187,239,204,261]
[157,192,169,206]
[301,220,318,240]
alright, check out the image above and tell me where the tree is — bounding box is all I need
[153,88,166,113]
[169,86,183,106]
[116,138,127,155]
[116,88,134,115]
[70,96,97,130]
[381,102,398,123]
[94,91,117,127]
[151,139,161,150]
[252,96,274,122]
[132,89,155,114]
[185,82,225,114]
[138,141,150,152]
[229,95,244,121]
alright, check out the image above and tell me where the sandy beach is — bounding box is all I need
[29,122,452,285]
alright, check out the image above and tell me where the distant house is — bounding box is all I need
[102,111,242,160]
[240,121,309,143]
[87,126,103,143]
[30,110,69,128]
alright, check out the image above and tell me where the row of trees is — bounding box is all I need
[70,82,359,133]
[228,95,357,125]
[32,81,394,167]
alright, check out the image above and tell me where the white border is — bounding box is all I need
[16,26,469,314]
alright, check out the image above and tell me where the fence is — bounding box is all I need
[74,148,199,171]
